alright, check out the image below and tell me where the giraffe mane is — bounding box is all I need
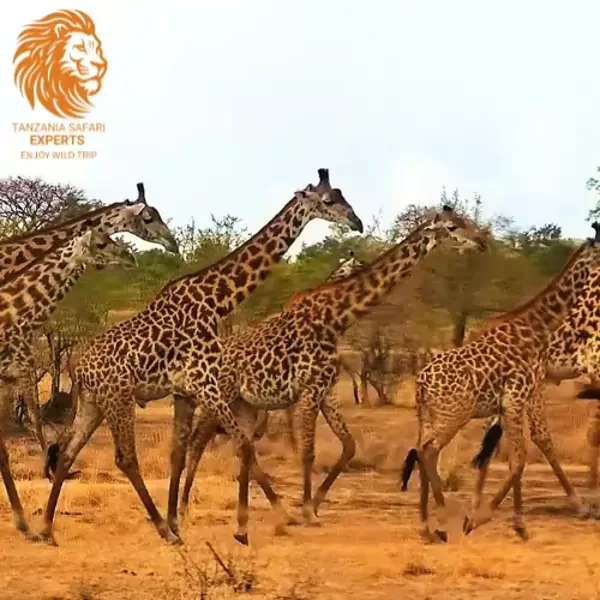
[282,221,437,309]
[0,200,132,245]
[469,240,591,339]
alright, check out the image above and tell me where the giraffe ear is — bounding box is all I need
[294,190,307,200]
[126,203,146,217]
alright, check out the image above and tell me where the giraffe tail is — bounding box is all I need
[44,443,60,481]
[400,448,419,491]
[576,385,600,400]
[44,443,82,481]
[471,421,503,469]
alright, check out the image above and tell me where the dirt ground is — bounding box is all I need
[1,377,599,600]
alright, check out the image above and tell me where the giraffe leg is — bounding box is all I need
[297,398,321,526]
[0,429,39,541]
[179,408,219,521]
[283,407,298,454]
[417,442,450,542]
[417,449,445,543]
[312,394,356,516]
[40,396,104,544]
[586,401,600,495]
[527,391,590,517]
[464,404,527,537]
[167,393,196,536]
[183,370,284,544]
[106,403,181,544]
[252,410,269,441]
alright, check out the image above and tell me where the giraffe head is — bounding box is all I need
[329,250,367,281]
[117,183,180,254]
[422,205,488,253]
[296,168,364,233]
[73,230,138,269]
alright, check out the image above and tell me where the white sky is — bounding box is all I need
[2,2,600,252]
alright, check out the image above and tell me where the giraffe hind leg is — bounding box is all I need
[312,395,356,517]
[108,401,181,544]
[179,408,219,521]
[40,394,104,544]
[167,393,196,537]
[0,431,40,541]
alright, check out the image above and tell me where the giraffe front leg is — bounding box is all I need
[296,396,320,526]
[312,394,356,517]
[167,393,196,537]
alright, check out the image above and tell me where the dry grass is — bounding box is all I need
[1,376,600,599]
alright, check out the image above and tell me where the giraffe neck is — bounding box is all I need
[481,243,595,342]
[292,226,441,332]
[0,237,88,332]
[0,202,132,276]
[163,197,316,318]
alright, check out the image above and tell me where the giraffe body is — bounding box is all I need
[41,169,364,546]
[408,236,600,543]
[181,207,488,527]
[453,268,600,507]
[215,251,368,449]
[0,231,135,540]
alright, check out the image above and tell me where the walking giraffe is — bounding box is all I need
[0,183,178,451]
[42,168,363,546]
[400,229,600,544]
[452,240,600,512]
[179,206,487,528]
[0,231,135,540]
[222,250,368,452]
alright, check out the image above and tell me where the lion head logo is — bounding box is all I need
[13,10,107,119]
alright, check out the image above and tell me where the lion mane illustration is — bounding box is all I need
[13,10,107,119]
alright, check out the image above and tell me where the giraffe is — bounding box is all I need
[179,206,488,528]
[0,230,135,540]
[0,183,178,278]
[400,230,600,544]
[221,250,368,452]
[0,182,178,451]
[41,168,364,546]
[452,248,600,512]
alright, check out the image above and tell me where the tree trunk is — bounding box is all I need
[452,310,469,348]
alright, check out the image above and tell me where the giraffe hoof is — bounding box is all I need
[24,530,44,543]
[434,529,448,543]
[234,532,249,546]
[463,516,474,536]
[39,532,58,546]
[514,526,529,541]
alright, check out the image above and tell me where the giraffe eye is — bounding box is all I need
[447,225,458,232]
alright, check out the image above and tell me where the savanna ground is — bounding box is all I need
[1,375,600,600]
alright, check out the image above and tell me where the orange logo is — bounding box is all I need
[13,10,107,120]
